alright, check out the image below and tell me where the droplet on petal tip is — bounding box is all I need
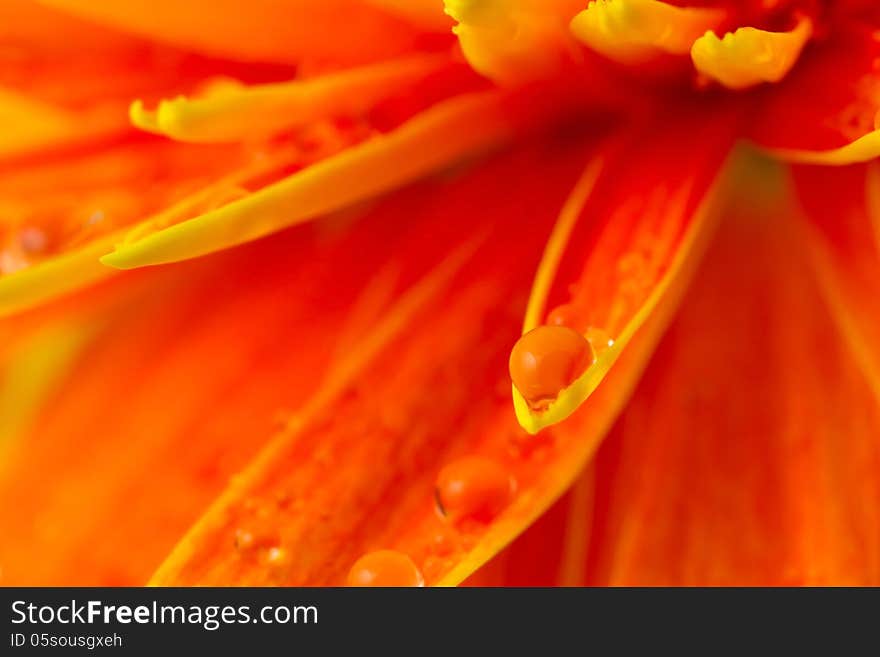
[435,456,515,523]
[347,550,425,587]
[509,325,595,411]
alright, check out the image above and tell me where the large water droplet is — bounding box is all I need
[509,325,594,410]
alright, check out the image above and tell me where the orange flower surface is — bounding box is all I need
[0,0,879,586]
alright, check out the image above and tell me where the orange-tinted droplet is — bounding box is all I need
[347,550,424,587]
[436,456,514,522]
[546,303,579,329]
[509,325,594,408]
[585,326,614,357]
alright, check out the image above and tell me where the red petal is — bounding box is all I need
[749,16,880,164]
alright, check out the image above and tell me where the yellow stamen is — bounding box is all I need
[129,55,448,144]
[571,0,725,65]
[102,91,523,269]
[445,0,583,84]
[691,17,812,90]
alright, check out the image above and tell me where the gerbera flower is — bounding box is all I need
[0,0,878,586]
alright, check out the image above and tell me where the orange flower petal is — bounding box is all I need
[0,134,598,585]
[0,135,256,315]
[586,178,880,585]
[364,0,454,31]
[792,163,880,402]
[476,155,880,585]
[38,0,450,66]
[145,135,626,586]
[141,112,743,586]
[0,0,298,158]
[0,26,483,314]
[101,89,554,270]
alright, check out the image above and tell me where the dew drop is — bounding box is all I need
[347,550,424,587]
[18,227,48,254]
[265,547,288,565]
[233,522,278,552]
[509,325,594,410]
[545,303,579,329]
[0,249,28,275]
[584,326,615,357]
[435,456,515,523]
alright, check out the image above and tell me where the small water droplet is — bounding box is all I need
[265,547,287,565]
[435,456,515,523]
[347,550,424,587]
[18,227,47,254]
[0,249,28,274]
[545,303,579,329]
[584,326,614,357]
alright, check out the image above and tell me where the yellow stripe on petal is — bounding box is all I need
[762,129,880,166]
[102,91,527,269]
[0,234,119,317]
[522,157,604,332]
[129,55,448,144]
[570,0,725,65]
[691,18,812,90]
[0,322,96,458]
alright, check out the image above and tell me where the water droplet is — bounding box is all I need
[545,303,579,329]
[0,249,28,275]
[18,227,47,254]
[347,550,424,587]
[233,524,277,552]
[509,325,594,410]
[584,326,614,357]
[435,456,514,523]
[265,547,287,565]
